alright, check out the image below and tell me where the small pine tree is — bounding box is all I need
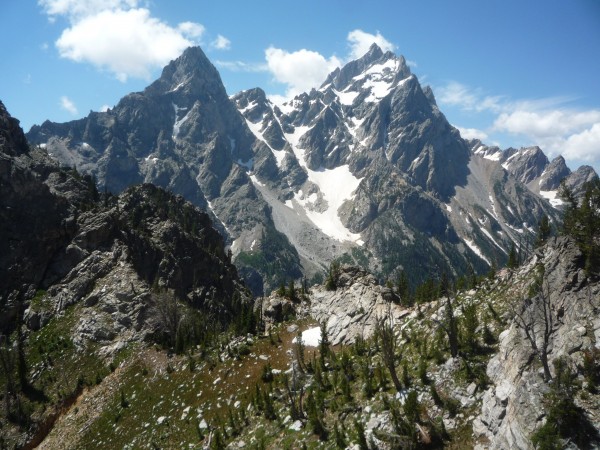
[507,242,518,269]
[536,214,552,248]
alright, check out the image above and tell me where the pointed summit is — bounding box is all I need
[363,42,384,63]
[320,43,411,94]
[146,46,223,96]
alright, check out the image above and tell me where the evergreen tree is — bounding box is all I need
[396,270,411,306]
[536,214,552,248]
[560,179,600,274]
[507,242,518,269]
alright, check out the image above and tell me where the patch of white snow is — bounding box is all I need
[292,327,321,347]
[172,103,190,140]
[464,239,491,265]
[539,190,564,208]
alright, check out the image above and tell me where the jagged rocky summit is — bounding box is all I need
[27,44,592,295]
[469,140,598,207]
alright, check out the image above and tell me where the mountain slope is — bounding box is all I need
[469,140,599,207]
[28,44,564,289]
[0,101,253,447]
[234,44,559,281]
[26,47,302,295]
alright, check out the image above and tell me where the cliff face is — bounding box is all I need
[474,236,600,449]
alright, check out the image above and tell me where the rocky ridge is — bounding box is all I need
[0,101,253,447]
[469,140,599,207]
[27,44,567,293]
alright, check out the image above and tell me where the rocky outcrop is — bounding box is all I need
[1,100,250,348]
[473,236,600,449]
[468,139,599,201]
[309,266,408,345]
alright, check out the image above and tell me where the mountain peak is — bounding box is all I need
[320,44,411,94]
[146,46,222,96]
[364,42,384,62]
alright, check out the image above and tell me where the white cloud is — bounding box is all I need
[347,29,395,60]
[456,126,488,141]
[494,109,600,138]
[265,47,341,98]
[40,0,205,82]
[211,34,231,50]
[99,104,110,112]
[267,94,288,107]
[437,80,600,165]
[177,22,205,39]
[60,96,78,115]
[215,60,267,72]
[39,0,140,20]
[562,123,600,162]
[437,81,503,113]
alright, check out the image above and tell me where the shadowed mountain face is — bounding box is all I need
[28,44,569,289]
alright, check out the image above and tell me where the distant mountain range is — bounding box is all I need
[26,44,598,294]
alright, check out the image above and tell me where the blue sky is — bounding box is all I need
[1,0,599,172]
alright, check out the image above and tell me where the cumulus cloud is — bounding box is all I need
[39,0,205,82]
[347,29,396,60]
[211,35,231,50]
[562,123,600,162]
[265,47,341,98]
[215,60,267,72]
[39,0,140,21]
[437,80,600,165]
[456,126,489,141]
[494,109,600,138]
[437,81,503,113]
[60,96,78,115]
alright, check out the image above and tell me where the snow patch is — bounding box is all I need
[206,199,231,234]
[249,174,265,187]
[172,103,190,140]
[39,143,47,149]
[488,195,499,219]
[238,101,258,114]
[539,190,564,208]
[445,204,453,212]
[292,326,321,347]
[334,88,359,106]
[284,125,363,244]
[245,117,286,169]
[293,165,363,243]
[168,78,189,93]
[480,227,507,254]
[464,239,491,265]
